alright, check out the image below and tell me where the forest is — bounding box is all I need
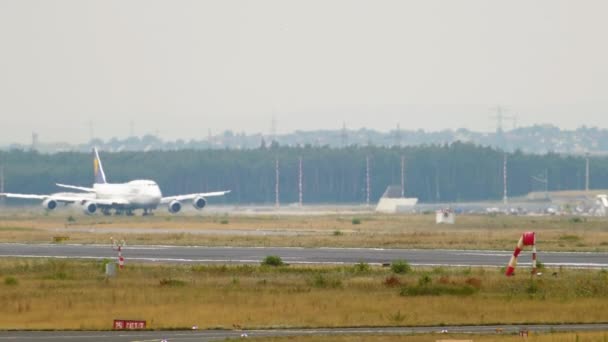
[1,142,606,204]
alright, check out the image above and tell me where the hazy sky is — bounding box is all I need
[1,1,607,144]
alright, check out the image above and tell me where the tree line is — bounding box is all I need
[1,142,607,204]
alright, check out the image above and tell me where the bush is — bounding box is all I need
[100,258,112,273]
[353,262,371,273]
[261,255,284,267]
[569,217,583,224]
[383,276,401,287]
[220,219,229,224]
[526,281,539,294]
[332,230,344,236]
[391,260,412,274]
[536,260,545,270]
[4,276,18,286]
[311,274,342,288]
[418,274,432,286]
[351,218,361,225]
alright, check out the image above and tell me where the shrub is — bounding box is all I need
[418,274,432,286]
[353,262,371,273]
[100,258,112,273]
[261,255,284,267]
[351,218,361,225]
[383,276,401,287]
[333,230,344,236]
[4,276,18,286]
[569,217,583,224]
[220,219,229,224]
[311,274,342,288]
[526,281,539,294]
[159,278,186,287]
[391,260,412,274]
[536,260,545,270]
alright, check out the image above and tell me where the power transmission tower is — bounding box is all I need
[489,106,517,134]
[341,122,348,147]
[31,132,39,151]
[394,123,402,147]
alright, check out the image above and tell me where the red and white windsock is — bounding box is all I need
[505,231,536,276]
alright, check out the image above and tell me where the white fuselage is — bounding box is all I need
[93,180,162,209]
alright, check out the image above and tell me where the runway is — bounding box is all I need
[1,324,607,341]
[0,243,607,268]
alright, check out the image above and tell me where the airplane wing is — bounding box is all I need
[55,183,96,193]
[160,190,231,204]
[1,192,88,203]
[1,192,128,206]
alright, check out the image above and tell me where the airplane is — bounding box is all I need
[0,148,230,216]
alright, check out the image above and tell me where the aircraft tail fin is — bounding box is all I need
[93,147,107,184]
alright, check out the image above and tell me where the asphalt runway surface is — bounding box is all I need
[1,324,608,341]
[0,243,607,268]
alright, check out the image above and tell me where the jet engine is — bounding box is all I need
[42,199,58,210]
[168,200,182,213]
[193,196,207,210]
[82,201,97,215]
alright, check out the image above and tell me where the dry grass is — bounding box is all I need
[0,259,607,330]
[1,212,608,251]
[229,332,608,341]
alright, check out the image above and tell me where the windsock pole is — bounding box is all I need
[111,237,126,270]
[505,232,536,276]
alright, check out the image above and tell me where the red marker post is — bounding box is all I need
[111,237,126,270]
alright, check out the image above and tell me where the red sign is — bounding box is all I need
[113,320,146,330]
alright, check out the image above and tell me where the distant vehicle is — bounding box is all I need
[0,148,230,215]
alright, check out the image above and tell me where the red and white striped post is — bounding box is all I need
[505,232,536,276]
[111,237,126,269]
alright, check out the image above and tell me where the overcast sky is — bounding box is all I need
[1,1,607,144]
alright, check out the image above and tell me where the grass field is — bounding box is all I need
[0,211,607,251]
[1,259,607,330]
[224,332,608,341]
